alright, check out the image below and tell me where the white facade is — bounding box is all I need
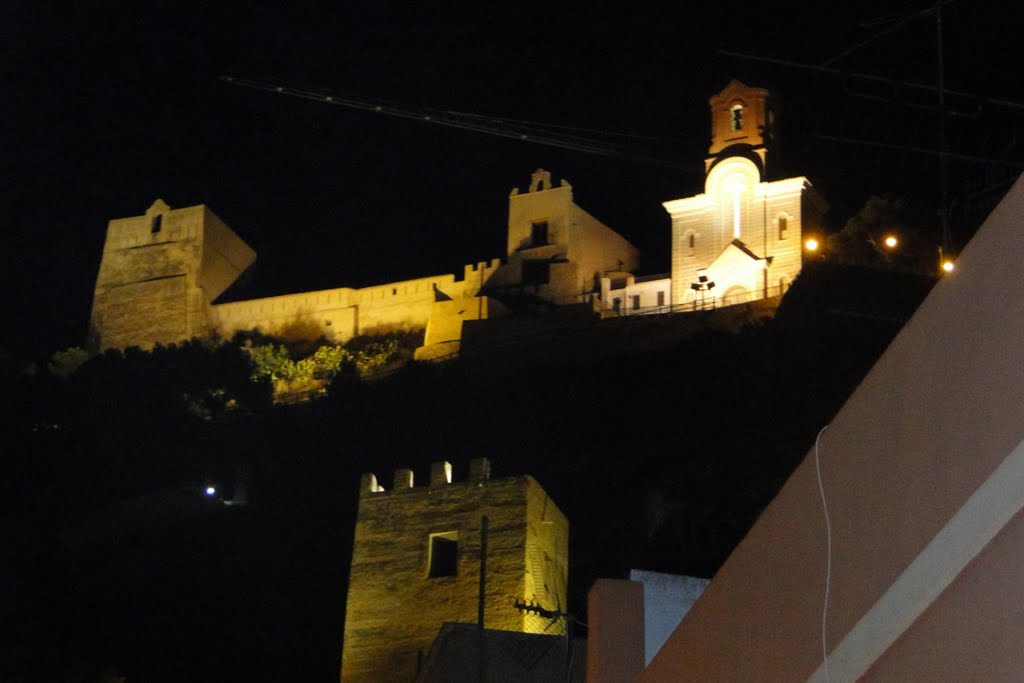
[599,274,672,316]
[663,81,826,309]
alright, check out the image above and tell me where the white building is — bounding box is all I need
[662,80,827,309]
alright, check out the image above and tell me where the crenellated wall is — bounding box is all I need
[342,458,569,683]
[211,273,463,343]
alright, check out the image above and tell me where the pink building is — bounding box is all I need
[641,173,1024,681]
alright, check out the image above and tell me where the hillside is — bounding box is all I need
[1,262,935,682]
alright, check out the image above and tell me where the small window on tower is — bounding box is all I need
[151,214,163,234]
[631,295,641,310]
[428,531,459,578]
[689,233,696,250]
[730,104,744,132]
[530,220,549,246]
[657,291,665,307]
[778,215,788,240]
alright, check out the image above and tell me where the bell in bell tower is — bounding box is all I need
[705,80,775,178]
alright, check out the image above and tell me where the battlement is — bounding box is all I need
[360,457,493,498]
[344,458,569,681]
[462,258,504,280]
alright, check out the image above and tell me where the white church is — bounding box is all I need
[601,80,827,315]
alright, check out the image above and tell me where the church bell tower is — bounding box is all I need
[705,80,775,178]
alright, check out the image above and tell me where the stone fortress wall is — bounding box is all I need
[89,170,638,358]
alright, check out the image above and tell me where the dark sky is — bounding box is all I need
[5,1,1022,357]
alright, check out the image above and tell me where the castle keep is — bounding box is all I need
[88,81,823,357]
[341,459,569,683]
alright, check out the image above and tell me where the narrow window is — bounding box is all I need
[688,233,695,249]
[730,104,744,131]
[150,214,162,234]
[612,297,621,313]
[428,532,458,578]
[657,291,665,307]
[778,215,788,240]
[631,295,641,310]
[530,220,549,246]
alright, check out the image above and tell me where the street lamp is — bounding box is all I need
[939,246,955,274]
[690,271,716,310]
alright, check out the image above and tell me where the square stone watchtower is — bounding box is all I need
[341,458,569,683]
[88,199,256,352]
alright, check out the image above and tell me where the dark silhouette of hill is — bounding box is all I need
[0,263,935,682]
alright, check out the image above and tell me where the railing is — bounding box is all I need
[607,285,786,317]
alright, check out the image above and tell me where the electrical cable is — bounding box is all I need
[814,424,832,683]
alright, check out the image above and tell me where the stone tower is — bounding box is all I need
[88,200,256,352]
[341,458,569,683]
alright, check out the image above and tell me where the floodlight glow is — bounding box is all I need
[942,260,955,273]
[205,486,216,497]
[805,238,819,252]
[884,235,898,248]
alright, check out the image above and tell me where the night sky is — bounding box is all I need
[4,4,1023,681]
[5,0,1022,358]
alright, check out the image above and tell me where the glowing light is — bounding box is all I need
[942,259,955,273]
[205,486,216,497]
[884,235,898,249]
[805,238,819,252]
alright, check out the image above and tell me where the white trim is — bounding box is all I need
[806,439,1024,682]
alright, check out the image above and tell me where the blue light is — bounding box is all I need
[205,486,216,497]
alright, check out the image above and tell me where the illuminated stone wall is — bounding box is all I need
[210,273,460,343]
[89,200,256,351]
[506,170,639,304]
[341,459,569,683]
[89,202,496,351]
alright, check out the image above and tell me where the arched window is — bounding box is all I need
[730,104,744,131]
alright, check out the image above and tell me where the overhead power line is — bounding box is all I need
[718,50,1024,114]
[220,75,690,171]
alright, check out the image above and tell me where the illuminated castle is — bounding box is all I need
[88,81,823,357]
[341,458,569,682]
[87,172,637,359]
